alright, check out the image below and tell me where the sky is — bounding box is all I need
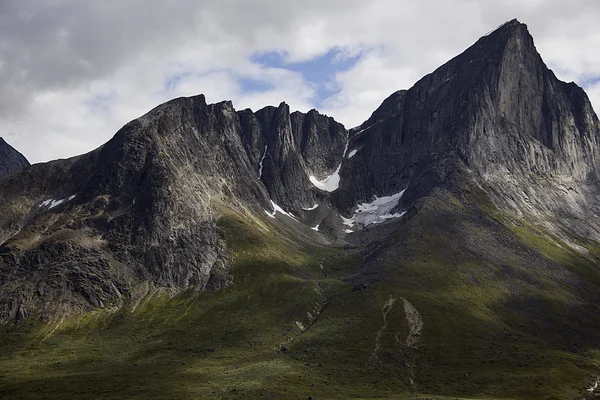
[2,0,600,163]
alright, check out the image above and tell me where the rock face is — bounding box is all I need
[0,95,347,322]
[0,138,29,178]
[1,19,600,322]
[241,103,347,213]
[335,19,600,241]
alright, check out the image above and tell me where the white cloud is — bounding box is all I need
[1,0,600,163]
[321,48,423,127]
[586,82,600,119]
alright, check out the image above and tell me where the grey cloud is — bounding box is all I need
[0,1,201,115]
[1,0,600,163]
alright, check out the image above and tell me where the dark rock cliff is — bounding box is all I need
[0,95,346,322]
[1,19,599,322]
[0,138,30,178]
[249,102,347,212]
[335,19,600,240]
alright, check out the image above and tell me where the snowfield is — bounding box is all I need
[265,200,297,220]
[342,189,406,231]
[309,166,342,192]
[309,141,348,192]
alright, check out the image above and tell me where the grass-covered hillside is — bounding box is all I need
[1,192,599,399]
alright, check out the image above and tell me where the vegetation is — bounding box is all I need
[1,200,599,399]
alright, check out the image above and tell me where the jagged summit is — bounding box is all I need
[2,19,600,399]
[1,18,600,324]
[485,17,527,36]
[352,19,542,138]
[0,137,29,178]
[0,94,348,322]
[339,18,600,239]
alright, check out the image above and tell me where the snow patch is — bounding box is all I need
[347,149,358,158]
[302,204,319,211]
[39,199,54,208]
[341,189,406,230]
[39,195,76,209]
[341,216,355,227]
[309,167,342,192]
[311,224,320,232]
[309,141,348,193]
[265,200,297,221]
[258,145,267,178]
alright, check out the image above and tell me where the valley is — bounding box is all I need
[1,19,600,399]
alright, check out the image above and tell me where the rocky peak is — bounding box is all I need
[335,18,600,241]
[0,93,350,322]
[1,19,599,323]
[0,137,30,179]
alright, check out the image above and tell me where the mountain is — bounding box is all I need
[0,137,29,178]
[336,19,600,240]
[0,97,346,321]
[1,19,600,400]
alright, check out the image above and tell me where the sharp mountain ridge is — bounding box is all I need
[337,19,600,241]
[0,18,599,324]
[2,18,600,400]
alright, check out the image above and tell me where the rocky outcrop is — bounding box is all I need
[249,103,347,213]
[0,138,29,178]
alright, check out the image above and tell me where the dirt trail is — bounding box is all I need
[40,317,65,342]
[399,297,423,348]
[370,295,396,363]
[370,294,423,387]
[280,266,329,350]
[371,295,423,360]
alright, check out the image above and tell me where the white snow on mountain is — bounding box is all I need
[265,200,297,220]
[341,189,406,229]
[309,141,348,192]
[39,195,76,209]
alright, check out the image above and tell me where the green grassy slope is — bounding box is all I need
[0,196,599,400]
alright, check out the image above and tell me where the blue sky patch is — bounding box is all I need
[238,77,274,93]
[582,76,600,88]
[249,48,363,107]
[163,70,193,92]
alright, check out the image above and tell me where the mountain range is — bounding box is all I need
[0,19,599,400]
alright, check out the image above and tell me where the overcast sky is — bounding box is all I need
[2,0,600,163]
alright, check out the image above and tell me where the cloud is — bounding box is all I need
[586,82,600,121]
[1,0,600,163]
